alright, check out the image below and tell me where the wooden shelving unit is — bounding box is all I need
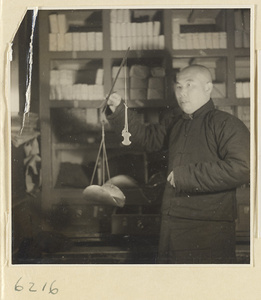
[39,9,250,243]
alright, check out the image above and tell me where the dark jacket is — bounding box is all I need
[106,99,250,221]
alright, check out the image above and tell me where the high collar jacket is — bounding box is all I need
[106,100,250,221]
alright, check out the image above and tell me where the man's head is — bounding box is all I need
[174,65,213,114]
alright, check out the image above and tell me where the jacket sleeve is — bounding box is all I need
[174,113,250,194]
[106,102,180,152]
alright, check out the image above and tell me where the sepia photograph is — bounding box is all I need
[10,7,251,266]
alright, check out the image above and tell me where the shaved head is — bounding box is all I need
[177,65,213,83]
[174,64,213,114]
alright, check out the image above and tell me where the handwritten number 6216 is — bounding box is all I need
[15,277,59,294]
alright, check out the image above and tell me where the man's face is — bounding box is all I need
[174,68,211,114]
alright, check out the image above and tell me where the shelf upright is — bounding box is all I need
[39,10,54,210]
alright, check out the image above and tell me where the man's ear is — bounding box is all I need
[205,82,213,94]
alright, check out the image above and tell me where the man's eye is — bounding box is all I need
[186,83,191,87]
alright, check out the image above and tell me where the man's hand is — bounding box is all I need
[167,171,175,188]
[107,92,122,112]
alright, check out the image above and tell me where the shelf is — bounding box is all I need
[128,100,171,108]
[172,48,250,58]
[49,98,249,108]
[110,50,167,59]
[47,49,167,60]
[49,100,104,108]
[53,142,118,150]
[47,51,106,60]
[49,99,172,108]
[172,49,229,58]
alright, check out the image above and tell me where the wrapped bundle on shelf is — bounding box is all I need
[130,77,148,89]
[236,82,250,98]
[151,67,165,77]
[95,69,104,85]
[242,82,250,98]
[81,84,89,101]
[64,33,73,51]
[113,78,130,90]
[112,66,129,79]
[148,77,164,90]
[219,32,227,48]
[205,32,213,49]
[212,32,220,49]
[110,9,163,50]
[172,58,190,70]
[59,70,77,85]
[173,32,227,50]
[147,88,164,100]
[129,65,150,79]
[192,33,200,49]
[147,77,164,100]
[57,33,65,51]
[49,13,69,36]
[80,32,88,51]
[236,82,243,98]
[198,33,207,49]
[49,33,58,51]
[235,58,250,80]
[86,109,99,124]
[72,32,81,51]
[95,32,103,50]
[63,85,73,100]
[93,85,104,100]
[130,89,147,100]
[87,32,95,51]
[49,14,59,33]
[72,84,82,100]
[57,14,69,33]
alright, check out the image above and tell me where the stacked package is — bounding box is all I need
[235,58,250,98]
[111,64,165,100]
[49,14,103,51]
[111,66,130,100]
[147,67,165,100]
[49,68,104,101]
[236,82,250,98]
[110,9,164,50]
[172,18,227,50]
[234,10,250,48]
[130,65,150,100]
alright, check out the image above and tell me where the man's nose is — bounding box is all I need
[179,86,187,97]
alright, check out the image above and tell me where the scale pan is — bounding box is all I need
[83,184,125,207]
[106,175,138,189]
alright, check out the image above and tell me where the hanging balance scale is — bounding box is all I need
[83,48,131,207]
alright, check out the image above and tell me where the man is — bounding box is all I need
[106,65,250,264]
